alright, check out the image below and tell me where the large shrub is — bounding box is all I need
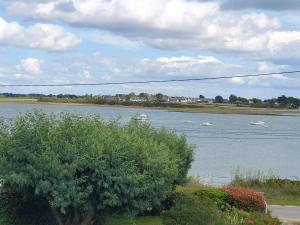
[0,111,193,225]
[162,193,280,225]
[223,187,266,212]
[162,194,230,225]
[195,188,230,212]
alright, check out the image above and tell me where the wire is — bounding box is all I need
[1,70,300,87]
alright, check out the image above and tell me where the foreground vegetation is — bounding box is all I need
[0,112,289,225]
[232,170,300,206]
[0,111,193,225]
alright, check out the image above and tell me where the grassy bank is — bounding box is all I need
[232,171,300,206]
[1,97,300,115]
[0,97,39,103]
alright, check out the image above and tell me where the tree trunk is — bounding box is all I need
[93,217,105,225]
[51,208,65,225]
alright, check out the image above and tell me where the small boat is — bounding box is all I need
[250,121,265,126]
[200,122,213,126]
[184,120,193,123]
[134,114,150,123]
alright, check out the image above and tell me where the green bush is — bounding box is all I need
[162,194,231,225]
[152,187,230,216]
[195,188,229,203]
[0,111,193,225]
[195,188,231,212]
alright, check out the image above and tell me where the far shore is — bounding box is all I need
[1,97,300,116]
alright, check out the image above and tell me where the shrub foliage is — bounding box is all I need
[194,188,229,203]
[162,194,230,225]
[0,111,193,225]
[223,187,266,212]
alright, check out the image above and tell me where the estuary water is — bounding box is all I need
[1,102,300,184]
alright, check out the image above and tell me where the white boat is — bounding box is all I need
[184,120,193,123]
[134,114,150,123]
[250,121,265,126]
[200,122,213,126]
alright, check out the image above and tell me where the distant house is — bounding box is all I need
[177,97,199,103]
[178,97,188,103]
[130,97,148,102]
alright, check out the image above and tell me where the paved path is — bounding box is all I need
[269,205,300,224]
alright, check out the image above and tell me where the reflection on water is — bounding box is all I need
[1,102,300,184]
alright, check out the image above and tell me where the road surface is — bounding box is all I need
[269,205,300,224]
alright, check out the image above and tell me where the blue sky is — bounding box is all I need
[0,0,300,98]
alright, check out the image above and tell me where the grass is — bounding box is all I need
[0,97,38,103]
[175,176,207,192]
[231,170,300,206]
[266,195,300,206]
[106,216,162,225]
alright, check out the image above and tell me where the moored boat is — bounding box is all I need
[250,121,265,126]
[200,122,213,126]
[134,114,150,123]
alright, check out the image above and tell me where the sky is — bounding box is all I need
[0,0,300,98]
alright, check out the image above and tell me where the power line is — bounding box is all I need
[1,70,300,87]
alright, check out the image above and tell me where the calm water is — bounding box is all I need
[1,102,300,184]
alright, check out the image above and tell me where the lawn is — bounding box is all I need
[106,216,162,225]
[0,97,38,103]
[266,195,300,206]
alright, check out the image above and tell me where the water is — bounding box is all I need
[1,102,300,184]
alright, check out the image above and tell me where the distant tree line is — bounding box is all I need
[226,94,300,109]
[1,92,300,109]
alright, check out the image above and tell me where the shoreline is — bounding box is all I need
[1,98,300,116]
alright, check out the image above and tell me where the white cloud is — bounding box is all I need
[3,0,293,56]
[229,61,293,88]
[80,30,141,48]
[17,58,43,76]
[0,0,300,62]
[231,77,245,85]
[0,57,44,80]
[0,16,80,51]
